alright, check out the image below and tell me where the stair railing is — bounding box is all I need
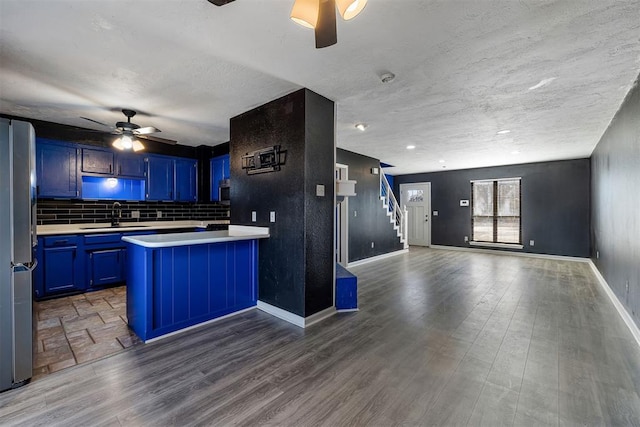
[380,173,408,248]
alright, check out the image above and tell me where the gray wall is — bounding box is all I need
[591,76,640,326]
[230,89,335,318]
[336,149,404,262]
[394,159,591,257]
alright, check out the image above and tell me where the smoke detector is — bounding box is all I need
[380,72,396,83]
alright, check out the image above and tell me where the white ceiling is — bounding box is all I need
[1,0,639,174]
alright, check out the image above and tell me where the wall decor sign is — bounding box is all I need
[242,145,286,175]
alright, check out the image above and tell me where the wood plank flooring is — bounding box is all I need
[2,247,640,426]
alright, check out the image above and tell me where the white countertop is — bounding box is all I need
[121,225,269,248]
[37,220,229,236]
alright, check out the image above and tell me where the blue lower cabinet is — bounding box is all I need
[41,243,84,295]
[87,248,125,287]
[127,239,258,341]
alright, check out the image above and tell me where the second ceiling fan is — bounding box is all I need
[207,0,368,48]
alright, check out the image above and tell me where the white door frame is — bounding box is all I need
[400,182,432,247]
[335,163,349,265]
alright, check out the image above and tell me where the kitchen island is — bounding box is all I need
[123,225,269,342]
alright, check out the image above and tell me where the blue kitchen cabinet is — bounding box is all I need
[36,140,79,198]
[87,248,125,287]
[82,147,114,175]
[116,153,145,178]
[126,238,259,341]
[210,154,229,201]
[174,158,197,201]
[145,155,174,200]
[39,235,84,296]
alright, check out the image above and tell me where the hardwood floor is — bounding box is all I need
[2,247,640,426]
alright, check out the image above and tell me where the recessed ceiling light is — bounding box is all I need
[497,130,511,135]
[528,77,556,91]
[511,150,520,155]
[438,159,445,163]
[406,145,416,150]
[355,123,368,131]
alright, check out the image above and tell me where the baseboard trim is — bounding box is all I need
[429,244,589,263]
[348,249,409,267]
[336,308,359,313]
[144,306,256,344]
[588,260,640,349]
[257,301,336,328]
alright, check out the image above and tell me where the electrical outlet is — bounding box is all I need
[270,211,276,223]
[316,184,325,197]
[464,236,468,242]
[529,240,535,246]
[251,211,256,222]
[371,242,375,248]
[156,211,162,218]
[131,210,140,219]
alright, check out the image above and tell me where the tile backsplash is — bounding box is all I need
[37,199,230,225]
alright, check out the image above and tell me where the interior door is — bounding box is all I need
[400,182,431,247]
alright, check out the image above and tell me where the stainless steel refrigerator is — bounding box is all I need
[0,118,36,392]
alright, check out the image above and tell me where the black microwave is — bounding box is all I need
[219,179,230,205]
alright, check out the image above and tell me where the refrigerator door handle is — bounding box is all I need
[11,258,38,272]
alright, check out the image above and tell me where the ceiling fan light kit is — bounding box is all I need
[335,0,367,20]
[82,108,177,151]
[290,0,319,28]
[289,0,368,48]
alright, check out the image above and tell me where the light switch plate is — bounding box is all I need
[316,184,325,197]
[433,211,438,216]
[251,211,256,222]
[270,211,276,223]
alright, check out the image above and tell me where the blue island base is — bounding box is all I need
[126,239,258,342]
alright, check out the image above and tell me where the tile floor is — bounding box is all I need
[33,286,140,380]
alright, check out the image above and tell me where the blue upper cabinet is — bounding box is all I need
[82,147,114,175]
[36,139,79,198]
[145,155,174,201]
[175,158,197,202]
[210,154,229,201]
[116,153,145,178]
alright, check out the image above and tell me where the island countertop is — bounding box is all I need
[121,225,269,248]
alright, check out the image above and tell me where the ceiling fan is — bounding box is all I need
[81,109,177,152]
[207,0,368,48]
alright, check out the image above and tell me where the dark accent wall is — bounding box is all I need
[337,149,404,262]
[230,89,335,318]
[394,159,590,257]
[37,199,229,225]
[591,76,640,326]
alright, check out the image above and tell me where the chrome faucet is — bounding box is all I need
[111,202,122,226]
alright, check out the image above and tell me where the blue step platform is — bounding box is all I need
[336,263,358,311]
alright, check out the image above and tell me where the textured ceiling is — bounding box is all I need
[1,0,639,174]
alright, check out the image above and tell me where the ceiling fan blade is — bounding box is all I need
[80,117,111,127]
[133,126,160,135]
[315,0,337,48]
[137,134,177,145]
[207,0,235,5]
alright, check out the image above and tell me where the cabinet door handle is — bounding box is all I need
[119,165,122,175]
[109,164,112,174]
